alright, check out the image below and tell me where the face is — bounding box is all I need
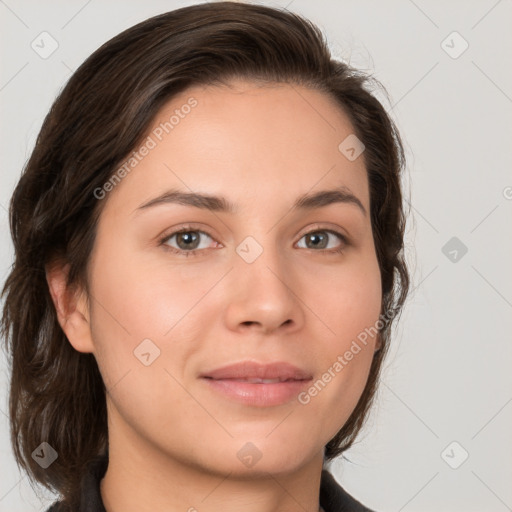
[76,80,382,476]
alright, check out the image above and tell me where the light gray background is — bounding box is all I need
[1,1,511,511]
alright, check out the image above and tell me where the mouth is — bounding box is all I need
[199,361,313,406]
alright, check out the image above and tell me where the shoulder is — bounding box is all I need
[320,469,376,512]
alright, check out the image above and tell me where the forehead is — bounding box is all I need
[101,80,369,217]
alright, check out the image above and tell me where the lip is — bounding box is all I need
[200,361,313,407]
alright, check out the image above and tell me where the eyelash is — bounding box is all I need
[158,224,349,258]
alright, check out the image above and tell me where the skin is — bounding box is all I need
[47,79,382,512]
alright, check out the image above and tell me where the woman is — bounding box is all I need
[1,2,409,511]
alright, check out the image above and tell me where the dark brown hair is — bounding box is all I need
[1,1,409,506]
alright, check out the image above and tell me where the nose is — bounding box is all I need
[223,243,305,336]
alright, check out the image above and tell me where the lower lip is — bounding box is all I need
[202,378,311,406]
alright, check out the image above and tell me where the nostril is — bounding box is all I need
[242,321,258,327]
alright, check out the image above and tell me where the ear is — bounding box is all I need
[46,261,95,354]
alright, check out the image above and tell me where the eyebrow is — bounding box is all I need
[135,186,367,216]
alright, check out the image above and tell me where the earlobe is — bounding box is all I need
[45,261,95,354]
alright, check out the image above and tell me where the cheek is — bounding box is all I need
[86,250,209,435]
[296,255,381,435]
[86,241,222,391]
[309,252,382,350]
[88,241,211,340]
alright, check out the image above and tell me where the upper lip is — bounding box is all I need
[200,361,312,381]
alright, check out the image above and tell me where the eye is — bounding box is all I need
[160,227,219,257]
[296,229,347,254]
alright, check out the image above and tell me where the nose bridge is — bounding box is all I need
[224,233,303,333]
[235,233,288,292]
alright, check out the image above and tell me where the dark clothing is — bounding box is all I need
[46,455,374,512]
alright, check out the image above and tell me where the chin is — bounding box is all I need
[208,437,319,477]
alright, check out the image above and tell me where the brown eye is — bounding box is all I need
[161,229,217,256]
[296,229,347,253]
